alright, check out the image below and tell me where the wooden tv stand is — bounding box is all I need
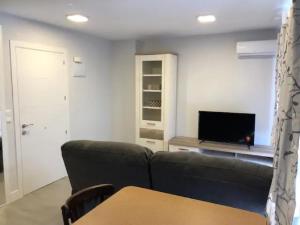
[169,137,274,165]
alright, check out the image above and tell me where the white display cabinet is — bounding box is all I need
[135,54,177,152]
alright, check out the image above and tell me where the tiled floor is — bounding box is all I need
[0,177,71,225]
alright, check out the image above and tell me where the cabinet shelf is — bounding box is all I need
[143,89,162,93]
[143,106,161,110]
[143,74,162,77]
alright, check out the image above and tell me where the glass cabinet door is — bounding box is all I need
[140,60,163,128]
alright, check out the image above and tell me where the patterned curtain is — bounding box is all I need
[267,1,300,225]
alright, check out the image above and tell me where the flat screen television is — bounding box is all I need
[198,111,255,146]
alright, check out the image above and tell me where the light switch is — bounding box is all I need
[73,57,82,64]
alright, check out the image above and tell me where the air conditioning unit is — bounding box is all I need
[236,40,277,57]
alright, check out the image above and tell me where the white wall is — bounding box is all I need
[0,12,113,201]
[136,29,277,145]
[111,40,136,142]
[0,13,113,140]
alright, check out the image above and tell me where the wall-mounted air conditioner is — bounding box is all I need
[236,40,277,57]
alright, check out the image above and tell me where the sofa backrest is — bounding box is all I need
[62,141,153,193]
[150,151,273,214]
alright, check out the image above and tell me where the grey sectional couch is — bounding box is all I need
[61,140,273,215]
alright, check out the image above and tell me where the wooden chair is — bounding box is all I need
[61,184,115,225]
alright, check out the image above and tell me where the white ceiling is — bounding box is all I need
[0,0,290,40]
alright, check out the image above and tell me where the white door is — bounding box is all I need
[10,41,69,195]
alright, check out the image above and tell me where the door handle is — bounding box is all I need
[22,123,34,129]
[22,130,29,136]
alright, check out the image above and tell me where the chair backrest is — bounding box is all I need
[61,184,115,225]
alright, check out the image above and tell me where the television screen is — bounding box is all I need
[198,111,255,146]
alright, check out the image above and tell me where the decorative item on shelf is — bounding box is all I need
[244,135,253,149]
[245,135,252,144]
[152,84,161,90]
[148,100,161,107]
[146,84,161,91]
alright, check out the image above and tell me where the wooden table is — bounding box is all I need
[74,186,267,225]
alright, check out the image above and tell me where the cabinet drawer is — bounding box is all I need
[169,145,199,153]
[141,120,163,129]
[138,138,164,152]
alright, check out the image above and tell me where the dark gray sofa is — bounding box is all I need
[61,140,273,215]
[151,152,272,214]
[62,141,152,192]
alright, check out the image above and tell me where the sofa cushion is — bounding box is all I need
[150,151,272,214]
[62,141,153,193]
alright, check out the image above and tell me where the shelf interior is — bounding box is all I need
[143,92,161,107]
[143,108,161,121]
[143,76,162,90]
[142,60,163,122]
[142,60,162,75]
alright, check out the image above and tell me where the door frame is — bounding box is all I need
[0,25,10,205]
[10,40,70,198]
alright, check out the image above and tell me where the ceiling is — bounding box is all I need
[0,0,290,40]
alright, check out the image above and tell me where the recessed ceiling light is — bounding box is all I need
[66,14,89,23]
[197,15,216,23]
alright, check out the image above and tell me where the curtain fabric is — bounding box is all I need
[267,2,300,225]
